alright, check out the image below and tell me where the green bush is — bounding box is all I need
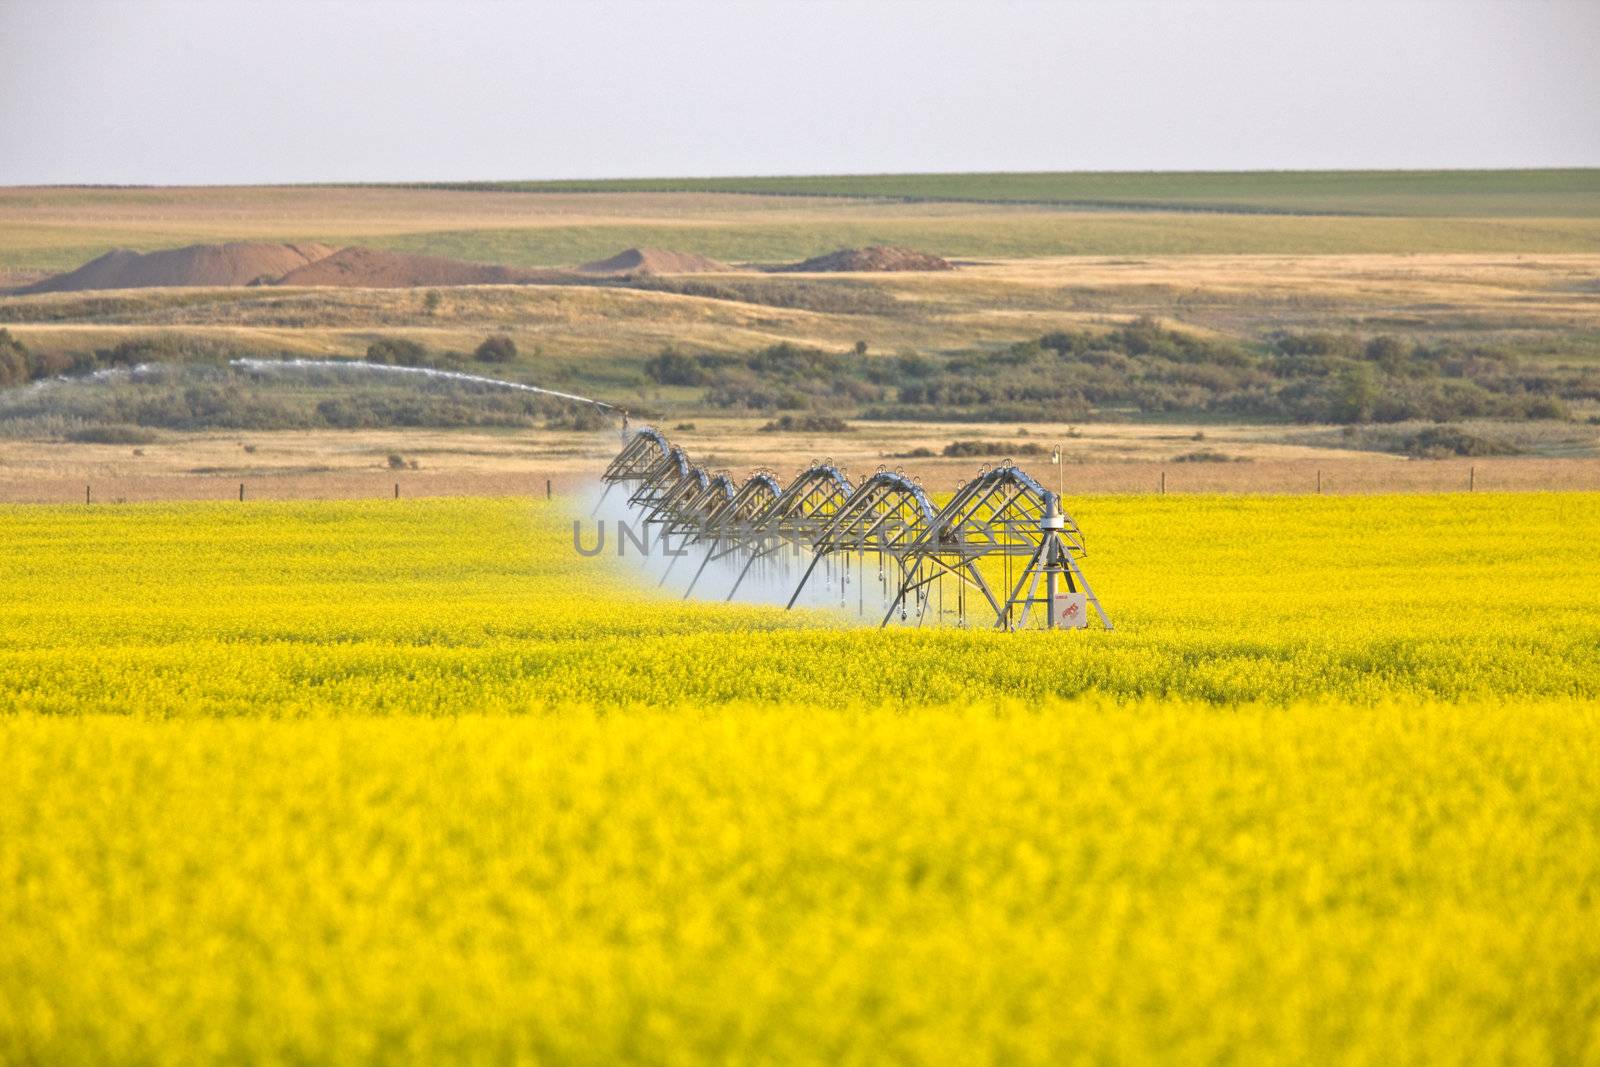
[942,440,1047,458]
[545,406,610,432]
[0,329,28,387]
[474,336,517,364]
[64,425,159,445]
[366,339,430,367]
[644,349,706,386]
[1402,427,1522,458]
[757,414,852,433]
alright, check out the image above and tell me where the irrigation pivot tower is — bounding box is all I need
[596,427,1112,631]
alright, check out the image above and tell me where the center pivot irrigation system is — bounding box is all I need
[596,426,1112,631]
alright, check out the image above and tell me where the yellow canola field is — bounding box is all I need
[2,494,1599,1064]
[0,493,1597,712]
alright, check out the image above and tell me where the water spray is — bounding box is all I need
[229,358,623,412]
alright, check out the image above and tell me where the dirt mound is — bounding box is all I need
[25,241,729,293]
[274,247,546,288]
[579,247,731,275]
[26,242,338,292]
[779,245,953,273]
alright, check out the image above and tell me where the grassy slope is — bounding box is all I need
[368,215,1600,266]
[10,215,1600,275]
[6,252,1599,370]
[440,169,1600,218]
[4,171,1600,273]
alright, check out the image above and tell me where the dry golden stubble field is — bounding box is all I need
[2,422,1597,503]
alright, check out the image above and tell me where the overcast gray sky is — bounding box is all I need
[2,0,1596,185]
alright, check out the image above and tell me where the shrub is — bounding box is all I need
[893,353,936,379]
[0,329,28,387]
[746,342,838,383]
[86,336,236,372]
[1039,329,1091,356]
[1401,427,1521,459]
[942,440,1046,458]
[1329,364,1380,424]
[474,336,517,364]
[758,414,852,433]
[1365,335,1413,373]
[644,349,707,386]
[703,383,784,411]
[65,425,159,445]
[1275,332,1364,361]
[366,338,430,367]
[545,407,609,432]
[1520,397,1569,420]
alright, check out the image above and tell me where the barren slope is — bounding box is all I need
[25,242,337,292]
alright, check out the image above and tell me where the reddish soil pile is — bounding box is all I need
[25,242,338,293]
[23,241,731,293]
[274,247,550,288]
[579,247,731,275]
[779,245,953,272]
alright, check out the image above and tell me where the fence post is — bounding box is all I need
[394,482,400,500]
[1317,469,1322,494]
[1160,469,1165,495]
[239,482,245,502]
[1470,465,1475,492]
[86,485,91,505]
[546,478,552,500]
